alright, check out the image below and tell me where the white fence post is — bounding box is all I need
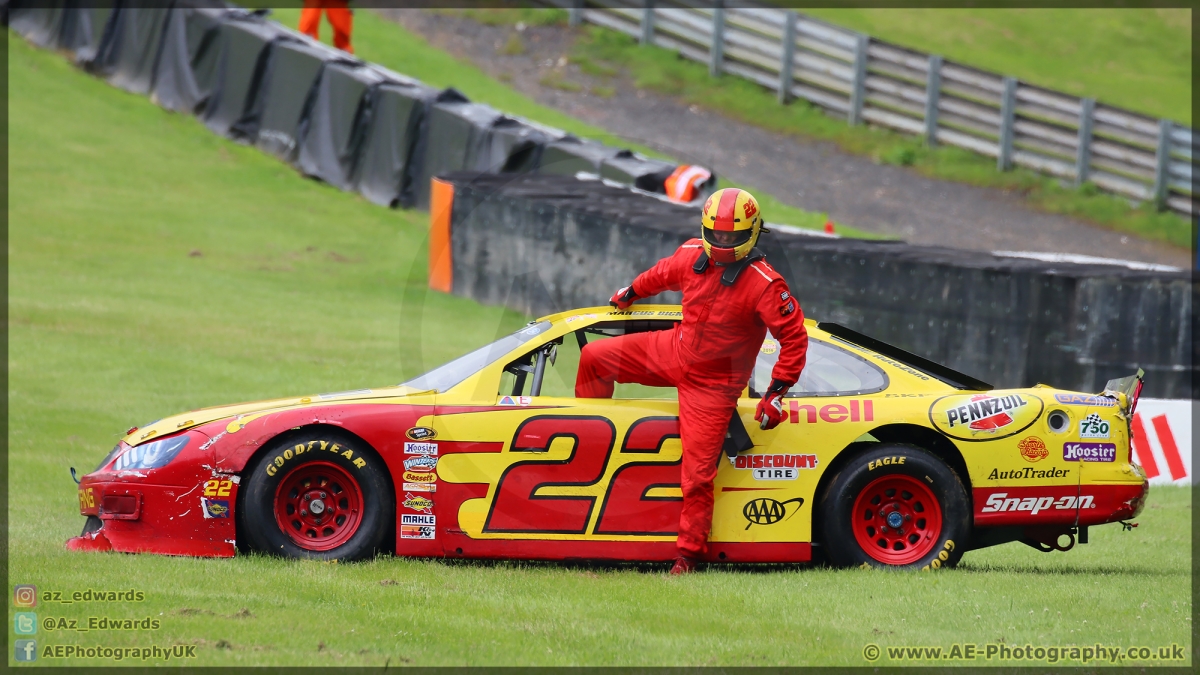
[847,34,869,125]
[1152,119,1173,210]
[709,2,725,77]
[777,10,797,104]
[639,1,655,47]
[924,54,942,146]
[568,0,582,28]
[1074,98,1095,187]
[997,77,1017,171]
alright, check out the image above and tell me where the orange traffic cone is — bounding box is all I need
[824,219,835,235]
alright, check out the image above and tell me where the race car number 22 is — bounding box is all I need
[483,416,682,536]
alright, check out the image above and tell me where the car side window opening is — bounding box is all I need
[500,320,680,400]
[404,321,553,394]
[750,333,888,398]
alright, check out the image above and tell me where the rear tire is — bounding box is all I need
[819,444,969,570]
[239,431,394,561]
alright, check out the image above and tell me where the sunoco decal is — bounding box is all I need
[402,494,433,514]
[929,392,1044,441]
[201,498,230,519]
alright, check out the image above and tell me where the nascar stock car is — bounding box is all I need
[68,306,1148,570]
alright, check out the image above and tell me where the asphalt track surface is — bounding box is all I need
[379,10,1191,268]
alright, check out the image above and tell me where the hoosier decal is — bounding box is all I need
[1063,442,1117,462]
[930,392,1044,441]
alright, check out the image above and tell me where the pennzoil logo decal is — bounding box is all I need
[929,392,1044,442]
[742,497,804,530]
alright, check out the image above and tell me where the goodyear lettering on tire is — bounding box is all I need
[920,540,955,571]
[265,439,367,476]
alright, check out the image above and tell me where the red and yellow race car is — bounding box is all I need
[69,305,1148,570]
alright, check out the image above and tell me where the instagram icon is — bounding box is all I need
[13,585,37,608]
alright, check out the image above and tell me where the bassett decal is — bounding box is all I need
[929,392,1044,441]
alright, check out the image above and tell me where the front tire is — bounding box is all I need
[819,444,969,570]
[239,431,394,561]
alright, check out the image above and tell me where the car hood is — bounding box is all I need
[122,386,433,446]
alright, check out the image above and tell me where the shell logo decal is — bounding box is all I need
[929,392,1044,442]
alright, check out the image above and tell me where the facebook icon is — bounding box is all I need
[15,639,37,662]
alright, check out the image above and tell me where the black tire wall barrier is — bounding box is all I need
[9,2,706,209]
[440,172,1194,399]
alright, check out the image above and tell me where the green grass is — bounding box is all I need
[7,35,1193,667]
[803,8,1191,124]
[568,26,1192,249]
[271,6,841,235]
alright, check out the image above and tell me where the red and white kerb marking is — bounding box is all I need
[1131,399,1192,486]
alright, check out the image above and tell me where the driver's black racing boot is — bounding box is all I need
[669,556,697,575]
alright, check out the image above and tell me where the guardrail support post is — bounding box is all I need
[847,33,868,125]
[997,76,1017,171]
[639,0,655,46]
[709,1,725,77]
[923,54,942,146]
[568,0,583,28]
[1152,119,1172,210]
[1073,98,1095,187]
[777,10,797,104]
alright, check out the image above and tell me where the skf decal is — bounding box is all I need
[406,427,437,441]
[733,454,817,481]
[402,482,436,493]
[403,456,438,472]
[1018,436,1048,463]
[1063,442,1116,462]
[789,400,873,423]
[404,442,438,456]
[402,493,433,514]
[980,492,1093,514]
[201,498,230,519]
[986,466,1069,480]
[929,392,1044,441]
[1054,393,1116,407]
[498,396,532,406]
[1079,413,1111,439]
[403,470,436,483]
[742,497,803,529]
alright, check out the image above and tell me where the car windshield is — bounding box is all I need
[401,321,553,393]
[751,334,888,397]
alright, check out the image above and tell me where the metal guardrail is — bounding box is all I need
[548,0,1195,217]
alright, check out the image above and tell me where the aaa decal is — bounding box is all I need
[929,392,1044,441]
[742,497,804,529]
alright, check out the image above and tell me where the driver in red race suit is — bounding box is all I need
[575,188,808,574]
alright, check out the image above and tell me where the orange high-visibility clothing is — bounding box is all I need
[664,164,712,203]
[299,0,354,54]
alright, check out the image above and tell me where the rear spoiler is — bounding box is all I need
[817,322,994,391]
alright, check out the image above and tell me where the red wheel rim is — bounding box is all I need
[851,473,943,565]
[273,461,363,552]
